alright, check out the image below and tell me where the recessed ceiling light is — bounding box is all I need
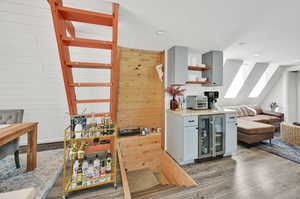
[156,30,166,35]
[253,53,260,57]
[238,42,246,46]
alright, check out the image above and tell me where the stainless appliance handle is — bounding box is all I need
[210,118,216,157]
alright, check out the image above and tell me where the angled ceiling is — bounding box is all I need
[66,0,300,65]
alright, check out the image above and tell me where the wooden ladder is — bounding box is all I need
[48,0,119,122]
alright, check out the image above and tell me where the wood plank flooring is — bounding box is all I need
[46,146,300,199]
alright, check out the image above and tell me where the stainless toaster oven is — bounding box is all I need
[186,95,208,110]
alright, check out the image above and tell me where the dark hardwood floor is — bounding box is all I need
[46,146,300,199]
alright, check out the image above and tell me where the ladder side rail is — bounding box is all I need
[111,3,119,122]
[48,0,78,115]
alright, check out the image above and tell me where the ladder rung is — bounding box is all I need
[66,62,112,69]
[75,99,111,104]
[57,6,113,26]
[69,83,112,87]
[62,37,113,49]
[85,113,111,118]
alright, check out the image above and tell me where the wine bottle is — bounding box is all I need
[93,155,100,178]
[77,143,85,161]
[100,160,106,182]
[82,157,89,186]
[87,160,94,185]
[77,163,83,186]
[106,150,112,174]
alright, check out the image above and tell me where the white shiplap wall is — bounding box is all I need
[0,0,111,144]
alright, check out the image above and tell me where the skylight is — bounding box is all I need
[249,64,279,98]
[224,63,254,98]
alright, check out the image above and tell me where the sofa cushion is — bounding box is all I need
[239,114,281,123]
[237,119,275,135]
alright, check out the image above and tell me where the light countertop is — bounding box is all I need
[167,108,236,116]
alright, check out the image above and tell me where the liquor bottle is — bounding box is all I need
[77,163,83,186]
[73,159,79,174]
[77,143,85,161]
[72,159,79,188]
[87,160,94,184]
[100,124,105,136]
[108,118,114,129]
[82,157,89,186]
[69,143,78,161]
[93,155,100,178]
[106,150,112,174]
[100,160,106,182]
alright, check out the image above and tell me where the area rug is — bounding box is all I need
[0,149,64,199]
[255,136,300,164]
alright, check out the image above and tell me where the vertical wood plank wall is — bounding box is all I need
[117,47,164,131]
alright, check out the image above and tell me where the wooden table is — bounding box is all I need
[0,122,38,171]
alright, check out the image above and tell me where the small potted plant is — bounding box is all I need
[270,101,279,112]
[165,86,186,110]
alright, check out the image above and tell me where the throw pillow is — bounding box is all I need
[240,106,250,116]
[228,106,243,117]
[245,105,257,116]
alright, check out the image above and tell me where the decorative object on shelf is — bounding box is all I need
[155,64,163,82]
[165,86,186,110]
[270,101,279,112]
[71,115,87,133]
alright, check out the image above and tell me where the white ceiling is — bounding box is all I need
[65,0,300,66]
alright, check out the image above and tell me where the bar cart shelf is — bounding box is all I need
[63,123,117,196]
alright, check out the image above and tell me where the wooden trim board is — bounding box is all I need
[117,47,164,130]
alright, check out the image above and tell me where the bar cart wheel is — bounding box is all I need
[62,193,68,199]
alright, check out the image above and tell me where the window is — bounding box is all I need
[224,63,254,98]
[249,64,279,98]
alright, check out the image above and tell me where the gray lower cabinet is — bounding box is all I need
[183,126,198,163]
[166,114,198,165]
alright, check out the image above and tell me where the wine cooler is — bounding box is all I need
[198,115,225,159]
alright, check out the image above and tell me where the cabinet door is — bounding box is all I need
[183,126,198,162]
[199,116,212,157]
[213,115,225,155]
[167,46,188,86]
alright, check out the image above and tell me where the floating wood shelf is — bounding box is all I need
[186,81,209,84]
[69,82,112,87]
[62,37,113,49]
[66,62,112,69]
[188,66,210,71]
[75,99,111,104]
[57,6,113,26]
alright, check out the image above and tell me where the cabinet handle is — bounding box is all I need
[196,127,199,130]
[188,120,195,122]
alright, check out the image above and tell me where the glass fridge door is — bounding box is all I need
[213,115,225,155]
[198,116,211,157]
